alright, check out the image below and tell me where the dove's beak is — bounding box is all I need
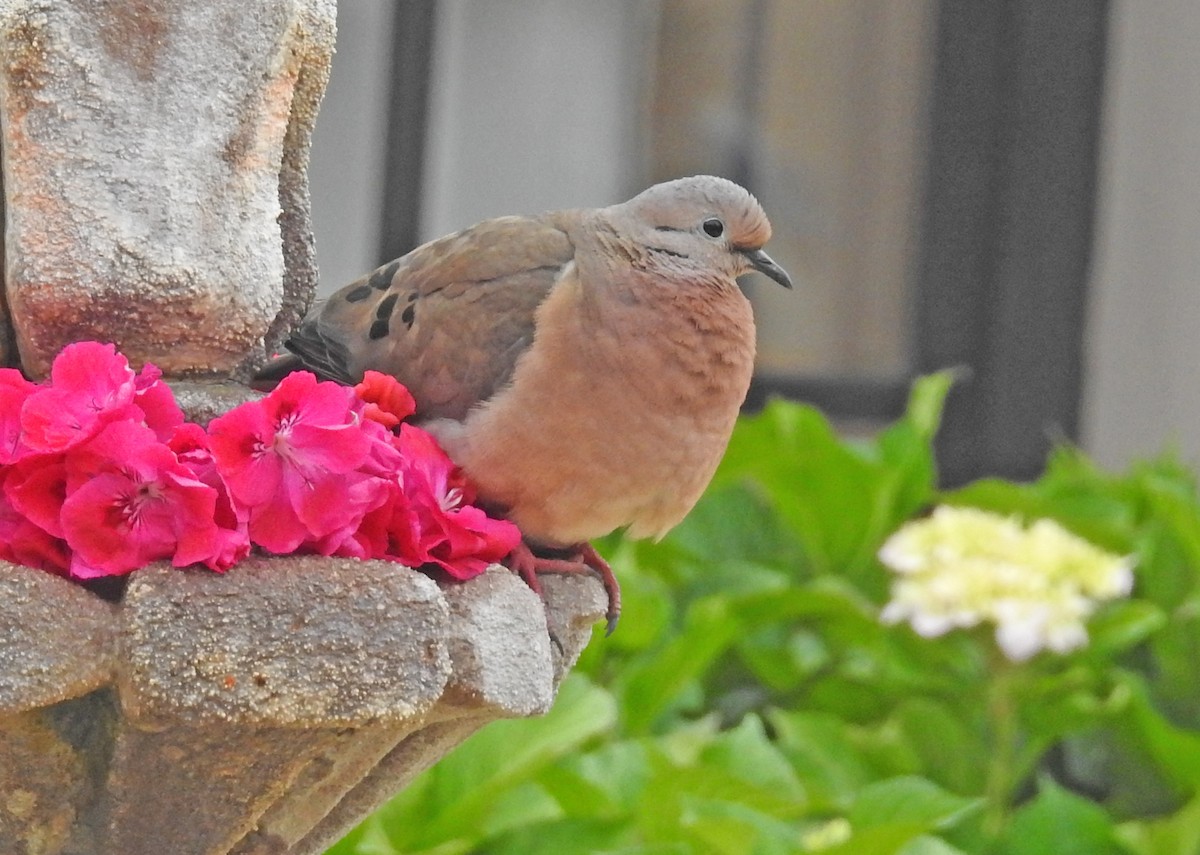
[741,248,793,289]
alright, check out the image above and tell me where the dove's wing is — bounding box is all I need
[286,212,578,421]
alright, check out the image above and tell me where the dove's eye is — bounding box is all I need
[702,218,724,238]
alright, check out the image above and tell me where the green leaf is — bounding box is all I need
[1113,671,1200,800]
[600,547,676,653]
[848,776,981,831]
[486,818,631,855]
[378,675,617,851]
[905,371,957,440]
[719,403,881,575]
[1116,795,1200,855]
[798,778,981,855]
[697,715,807,812]
[1085,601,1168,659]
[663,480,807,576]
[768,709,871,812]
[614,715,809,852]
[541,739,650,818]
[1145,603,1200,723]
[615,595,743,734]
[943,448,1137,554]
[737,624,830,693]
[479,783,563,838]
[676,797,801,855]
[943,478,1060,522]
[997,778,1128,855]
[323,821,368,855]
[817,824,942,855]
[874,370,955,530]
[898,836,970,855]
[889,699,987,794]
[711,388,945,593]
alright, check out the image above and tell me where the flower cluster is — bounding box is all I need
[0,342,520,583]
[878,506,1134,661]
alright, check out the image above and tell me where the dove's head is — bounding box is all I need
[615,175,792,289]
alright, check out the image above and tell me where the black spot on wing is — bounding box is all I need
[369,260,401,290]
[376,293,399,320]
[400,303,416,328]
[368,318,390,340]
[345,285,372,303]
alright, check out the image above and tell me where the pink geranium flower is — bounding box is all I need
[0,471,70,575]
[168,423,250,571]
[20,342,138,453]
[391,424,521,580]
[207,371,385,553]
[0,342,523,586]
[343,483,418,562]
[60,421,227,578]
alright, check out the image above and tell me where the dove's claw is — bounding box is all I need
[507,540,621,635]
[576,543,621,636]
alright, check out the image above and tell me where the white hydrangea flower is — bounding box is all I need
[878,506,1134,662]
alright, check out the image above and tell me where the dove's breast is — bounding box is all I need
[428,261,756,547]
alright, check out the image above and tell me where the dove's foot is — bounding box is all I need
[507,540,621,636]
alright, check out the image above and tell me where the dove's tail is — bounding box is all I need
[249,352,306,391]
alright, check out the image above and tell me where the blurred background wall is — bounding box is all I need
[309,0,1196,484]
[1082,1,1200,471]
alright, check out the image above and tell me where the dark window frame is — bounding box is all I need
[912,0,1109,485]
[378,0,437,264]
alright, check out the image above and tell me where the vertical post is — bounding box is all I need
[0,0,336,380]
[914,1,1109,484]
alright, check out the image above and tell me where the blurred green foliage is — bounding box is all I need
[329,374,1200,855]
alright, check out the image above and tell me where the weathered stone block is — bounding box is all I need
[0,0,335,379]
[0,565,117,715]
[118,558,451,728]
[0,556,606,854]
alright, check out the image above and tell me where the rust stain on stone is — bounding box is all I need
[95,0,173,82]
[223,49,300,171]
[2,15,52,124]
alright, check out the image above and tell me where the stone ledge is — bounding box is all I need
[0,568,119,714]
[0,557,606,855]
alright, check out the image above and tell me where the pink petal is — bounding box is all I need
[134,362,185,442]
[354,371,416,426]
[50,341,135,397]
[6,456,68,538]
[248,488,312,554]
[269,372,358,426]
[22,343,138,454]
[289,467,387,540]
[288,421,371,473]
[61,473,175,576]
[64,421,175,491]
[164,473,229,569]
[0,485,70,575]
[0,370,38,464]
[21,388,99,453]
[208,403,281,506]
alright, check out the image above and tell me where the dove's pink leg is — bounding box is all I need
[507,541,621,636]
